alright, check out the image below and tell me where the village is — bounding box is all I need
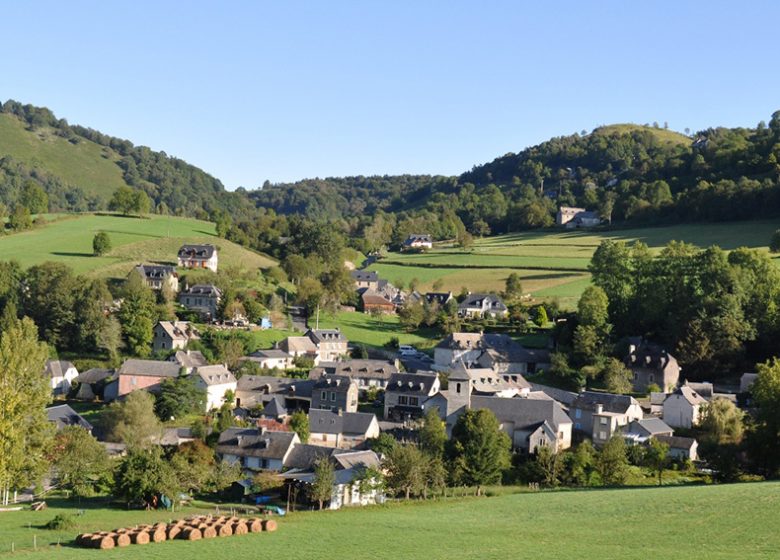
[33,232,760,514]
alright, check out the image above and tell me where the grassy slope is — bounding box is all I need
[0,214,276,277]
[2,482,779,559]
[368,220,780,308]
[317,311,440,351]
[0,114,128,199]
[592,123,692,146]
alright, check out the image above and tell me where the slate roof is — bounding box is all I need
[237,375,293,394]
[118,359,182,378]
[156,321,198,342]
[625,418,674,438]
[309,360,399,381]
[134,264,177,280]
[667,386,707,406]
[404,234,432,245]
[626,338,678,371]
[283,443,337,470]
[655,434,698,450]
[307,329,347,344]
[249,349,291,360]
[195,364,236,386]
[44,360,76,379]
[308,408,377,436]
[279,336,318,354]
[351,270,378,283]
[178,244,216,259]
[332,450,381,470]
[529,383,578,406]
[261,395,288,418]
[435,332,519,351]
[313,375,354,392]
[75,368,113,384]
[171,350,208,368]
[180,284,222,298]
[572,391,641,414]
[424,292,453,305]
[386,372,438,396]
[46,404,93,431]
[470,395,572,431]
[216,428,297,460]
[458,293,508,312]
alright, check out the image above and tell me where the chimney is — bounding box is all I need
[595,404,603,414]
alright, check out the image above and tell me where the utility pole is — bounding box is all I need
[315,304,320,330]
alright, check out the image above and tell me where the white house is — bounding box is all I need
[177,244,218,272]
[194,364,238,410]
[556,206,601,228]
[403,234,433,251]
[216,428,299,472]
[663,386,707,429]
[44,360,79,395]
[308,409,380,449]
[245,349,293,370]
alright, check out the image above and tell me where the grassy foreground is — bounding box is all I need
[1,482,778,559]
[0,213,276,277]
[369,220,780,307]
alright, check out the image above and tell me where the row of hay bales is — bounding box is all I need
[75,515,277,549]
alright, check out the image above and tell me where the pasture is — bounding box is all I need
[0,214,276,277]
[369,220,780,308]
[1,482,778,559]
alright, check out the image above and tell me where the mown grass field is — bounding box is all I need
[0,214,276,278]
[2,482,778,559]
[0,114,128,199]
[369,220,780,308]
[317,311,441,351]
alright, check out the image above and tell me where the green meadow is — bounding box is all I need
[1,482,778,559]
[0,213,276,278]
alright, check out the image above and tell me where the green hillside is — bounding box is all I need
[0,213,276,277]
[0,113,128,199]
[368,219,780,307]
[2,482,778,559]
[592,123,692,146]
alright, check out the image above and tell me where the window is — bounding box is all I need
[599,431,607,440]
[398,396,408,405]
[456,383,461,394]
[575,422,581,430]
[575,409,581,419]
[330,391,336,401]
[649,374,655,383]
[409,397,419,406]
[600,417,607,425]
[321,391,327,400]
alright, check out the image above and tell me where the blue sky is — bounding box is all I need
[1,1,778,188]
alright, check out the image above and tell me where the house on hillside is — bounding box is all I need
[177,244,218,272]
[351,270,380,290]
[308,409,380,449]
[309,359,399,391]
[625,338,680,392]
[244,349,293,371]
[306,329,349,362]
[169,349,209,372]
[234,375,294,410]
[152,321,199,353]
[361,290,396,314]
[216,427,299,472]
[46,404,93,432]
[457,293,508,319]
[403,234,433,251]
[663,386,707,429]
[556,206,601,228]
[278,336,319,363]
[384,372,440,421]
[179,284,222,321]
[434,332,549,375]
[570,391,644,446]
[448,362,531,398]
[133,264,179,293]
[424,292,454,306]
[194,364,237,410]
[311,376,359,412]
[655,434,699,462]
[104,359,182,401]
[44,360,79,396]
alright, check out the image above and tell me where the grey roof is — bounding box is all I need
[386,372,438,396]
[286,379,315,399]
[283,443,337,470]
[75,368,113,384]
[313,375,355,392]
[307,329,347,344]
[332,450,381,470]
[279,336,318,354]
[46,404,93,431]
[436,332,519,351]
[470,395,572,432]
[572,391,640,414]
[249,349,291,360]
[171,350,208,368]
[216,428,297,460]
[308,408,377,436]
[458,294,508,312]
[134,264,176,279]
[529,383,578,406]
[626,338,678,371]
[178,244,216,259]
[262,395,288,418]
[156,321,198,342]
[236,375,293,394]
[666,386,707,406]
[180,284,222,298]
[351,270,378,282]
[425,292,453,305]
[310,360,399,381]
[118,359,182,378]
[195,364,236,386]
[158,427,197,446]
[655,434,698,450]
[625,418,673,438]
[282,466,368,486]
[404,234,432,244]
[44,360,76,379]
[683,381,714,399]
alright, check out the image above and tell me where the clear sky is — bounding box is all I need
[1,1,779,189]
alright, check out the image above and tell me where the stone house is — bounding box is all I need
[383,372,440,421]
[307,409,380,449]
[152,321,199,353]
[625,338,681,392]
[178,284,222,320]
[310,376,359,413]
[570,391,644,446]
[216,427,299,472]
[133,264,179,292]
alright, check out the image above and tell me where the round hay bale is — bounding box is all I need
[115,533,131,548]
[75,533,92,547]
[132,531,150,545]
[182,528,202,541]
[167,525,181,540]
[233,523,248,536]
[151,528,167,543]
[90,535,115,549]
[202,525,217,539]
[262,519,278,532]
[216,523,233,537]
[247,518,263,533]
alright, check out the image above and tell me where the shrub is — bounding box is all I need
[45,514,77,531]
[92,231,112,256]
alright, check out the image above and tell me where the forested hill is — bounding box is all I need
[0,100,254,218]
[252,114,780,233]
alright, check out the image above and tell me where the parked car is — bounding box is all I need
[398,345,417,356]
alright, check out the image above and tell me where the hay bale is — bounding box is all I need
[247,518,263,533]
[167,525,181,540]
[151,527,167,543]
[90,535,115,549]
[202,525,217,539]
[115,533,131,548]
[75,533,92,547]
[215,523,233,537]
[232,522,248,536]
[132,531,150,545]
[181,528,202,541]
[262,519,278,532]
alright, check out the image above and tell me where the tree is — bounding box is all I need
[118,270,157,356]
[533,306,549,328]
[565,441,597,486]
[8,205,32,231]
[644,437,669,486]
[73,278,112,352]
[50,426,112,498]
[448,409,511,495]
[21,262,77,348]
[699,397,744,445]
[504,273,523,301]
[170,440,215,494]
[114,447,180,508]
[535,445,563,487]
[108,186,138,215]
[20,180,48,214]
[597,435,629,486]
[602,358,633,394]
[289,409,310,443]
[92,232,111,256]
[310,458,336,510]
[351,344,368,359]
[398,302,425,331]
[418,407,446,458]
[215,336,245,370]
[748,358,780,475]
[384,444,427,499]
[98,315,123,364]
[367,433,397,456]
[0,318,52,504]
[769,229,780,253]
[102,390,161,449]
[155,374,207,420]
[577,286,610,328]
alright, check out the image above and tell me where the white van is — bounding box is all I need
[398,345,417,356]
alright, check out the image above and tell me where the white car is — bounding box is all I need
[398,345,417,356]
